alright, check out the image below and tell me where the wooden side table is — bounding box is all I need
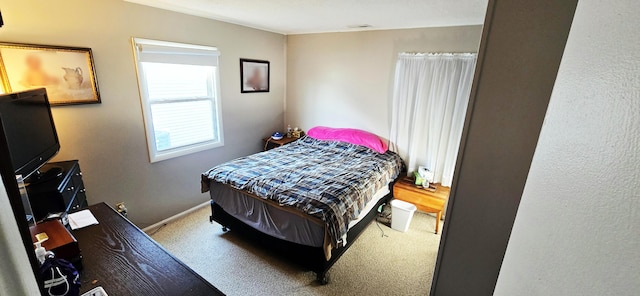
[263,136,300,151]
[393,177,450,234]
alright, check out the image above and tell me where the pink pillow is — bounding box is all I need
[307,126,388,153]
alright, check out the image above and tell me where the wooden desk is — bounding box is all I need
[393,178,450,234]
[72,203,225,295]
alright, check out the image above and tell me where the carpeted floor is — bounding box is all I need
[150,205,442,296]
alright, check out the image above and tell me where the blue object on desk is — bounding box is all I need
[271,132,284,140]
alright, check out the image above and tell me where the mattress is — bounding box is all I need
[209,181,390,248]
[202,136,404,247]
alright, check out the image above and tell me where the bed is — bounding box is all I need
[201,129,404,284]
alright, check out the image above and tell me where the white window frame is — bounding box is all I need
[131,38,224,163]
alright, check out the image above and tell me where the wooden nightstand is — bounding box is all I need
[393,177,450,234]
[263,136,299,151]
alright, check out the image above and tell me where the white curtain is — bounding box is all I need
[389,53,477,187]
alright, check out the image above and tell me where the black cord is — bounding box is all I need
[375,219,388,238]
[147,223,167,236]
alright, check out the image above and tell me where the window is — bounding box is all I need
[132,38,223,162]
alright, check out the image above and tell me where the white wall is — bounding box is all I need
[0,0,286,227]
[495,0,640,295]
[286,26,482,138]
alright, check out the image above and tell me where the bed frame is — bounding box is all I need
[208,192,392,285]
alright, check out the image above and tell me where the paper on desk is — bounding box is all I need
[68,210,99,230]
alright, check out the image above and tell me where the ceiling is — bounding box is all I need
[124,0,488,35]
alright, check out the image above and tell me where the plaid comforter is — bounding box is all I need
[201,136,404,247]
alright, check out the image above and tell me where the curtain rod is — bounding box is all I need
[398,52,477,57]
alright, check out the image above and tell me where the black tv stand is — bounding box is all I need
[26,160,88,223]
[28,166,64,184]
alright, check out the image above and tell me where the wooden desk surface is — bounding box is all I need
[394,178,450,203]
[73,203,225,295]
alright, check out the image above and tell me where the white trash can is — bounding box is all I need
[390,199,417,232]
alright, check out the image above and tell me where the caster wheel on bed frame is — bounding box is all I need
[222,226,229,232]
[317,272,329,285]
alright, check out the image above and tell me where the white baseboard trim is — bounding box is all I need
[142,201,209,233]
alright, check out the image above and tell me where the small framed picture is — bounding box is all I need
[240,58,269,93]
[0,42,101,106]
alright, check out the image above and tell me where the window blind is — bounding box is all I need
[132,38,223,162]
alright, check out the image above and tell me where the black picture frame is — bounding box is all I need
[240,58,269,93]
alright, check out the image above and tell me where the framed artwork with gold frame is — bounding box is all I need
[0,42,101,106]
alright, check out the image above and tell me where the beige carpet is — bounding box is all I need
[150,205,442,296]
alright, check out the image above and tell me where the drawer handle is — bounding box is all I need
[67,186,75,191]
[76,172,82,176]
[80,189,86,193]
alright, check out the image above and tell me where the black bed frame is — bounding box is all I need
[208,192,392,284]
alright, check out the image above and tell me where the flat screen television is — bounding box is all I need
[0,88,60,179]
